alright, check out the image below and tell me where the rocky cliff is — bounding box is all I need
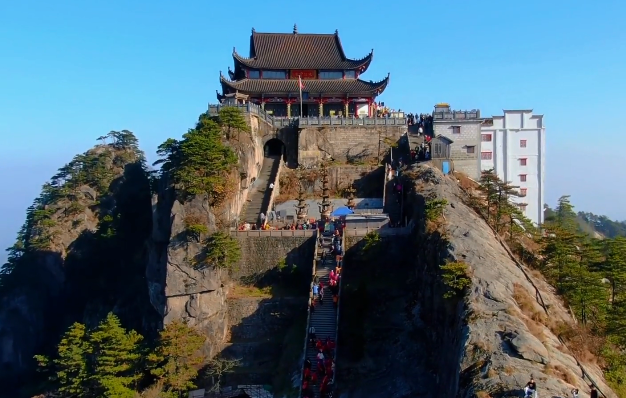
[407,165,617,398]
[0,138,158,389]
[145,120,265,356]
[336,164,618,398]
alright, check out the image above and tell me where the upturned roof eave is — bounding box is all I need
[232,47,374,71]
[219,73,390,96]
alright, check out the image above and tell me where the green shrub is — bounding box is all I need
[440,260,471,298]
[425,198,448,222]
[202,232,241,270]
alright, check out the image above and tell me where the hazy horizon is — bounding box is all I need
[2,0,626,264]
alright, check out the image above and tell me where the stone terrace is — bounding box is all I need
[208,103,406,129]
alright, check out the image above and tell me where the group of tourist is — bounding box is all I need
[406,112,433,129]
[375,102,401,118]
[302,336,336,398]
[521,375,599,398]
[302,229,344,398]
[411,141,431,162]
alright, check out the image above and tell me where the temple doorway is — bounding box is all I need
[264,138,285,160]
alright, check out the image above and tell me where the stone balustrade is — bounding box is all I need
[230,226,411,237]
[208,103,407,129]
[433,110,481,120]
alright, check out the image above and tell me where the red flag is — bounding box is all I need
[299,75,305,90]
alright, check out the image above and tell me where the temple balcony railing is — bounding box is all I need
[209,103,407,129]
[296,116,406,127]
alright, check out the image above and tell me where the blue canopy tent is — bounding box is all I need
[331,206,354,217]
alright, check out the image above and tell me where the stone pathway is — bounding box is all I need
[241,156,279,224]
[304,235,338,398]
[384,178,402,225]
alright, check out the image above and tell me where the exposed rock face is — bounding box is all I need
[336,164,617,398]
[146,186,228,356]
[298,126,405,166]
[146,130,265,355]
[0,145,151,385]
[407,164,618,398]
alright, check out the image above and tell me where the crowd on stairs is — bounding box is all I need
[301,226,344,398]
[406,111,434,163]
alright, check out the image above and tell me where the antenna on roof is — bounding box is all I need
[293,24,298,34]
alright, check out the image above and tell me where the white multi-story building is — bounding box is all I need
[480,110,545,225]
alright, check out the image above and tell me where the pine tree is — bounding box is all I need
[89,313,143,398]
[478,169,498,223]
[218,106,250,141]
[153,138,181,173]
[553,195,579,233]
[539,222,580,292]
[568,240,607,327]
[34,322,92,397]
[602,237,626,307]
[176,118,237,203]
[202,232,241,270]
[147,320,206,396]
[493,179,520,233]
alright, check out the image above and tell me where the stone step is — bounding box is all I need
[302,253,339,398]
[241,157,280,223]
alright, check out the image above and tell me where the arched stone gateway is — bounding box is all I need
[264,138,285,160]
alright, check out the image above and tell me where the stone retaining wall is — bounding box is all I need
[232,236,316,281]
[298,126,406,166]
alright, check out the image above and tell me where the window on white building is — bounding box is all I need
[466,146,475,154]
[520,139,527,148]
[520,188,527,196]
[517,203,528,212]
[481,134,492,142]
[452,126,461,134]
[481,151,492,160]
[520,174,527,182]
[520,158,527,166]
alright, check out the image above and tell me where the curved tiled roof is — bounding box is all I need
[220,74,390,96]
[233,30,373,71]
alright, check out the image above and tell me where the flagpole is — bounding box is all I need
[299,76,303,117]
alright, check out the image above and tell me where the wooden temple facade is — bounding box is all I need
[217,25,390,118]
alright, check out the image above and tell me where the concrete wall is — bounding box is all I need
[298,126,406,166]
[232,236,315,281]
[434,121,482,179]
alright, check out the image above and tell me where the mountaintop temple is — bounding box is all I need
[217,25,390,118]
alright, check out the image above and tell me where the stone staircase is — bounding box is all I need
[384,179,403,225]
[304,235,338,398]
[241,156,280,224]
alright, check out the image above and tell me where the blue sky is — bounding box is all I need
[1,0,625,262]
